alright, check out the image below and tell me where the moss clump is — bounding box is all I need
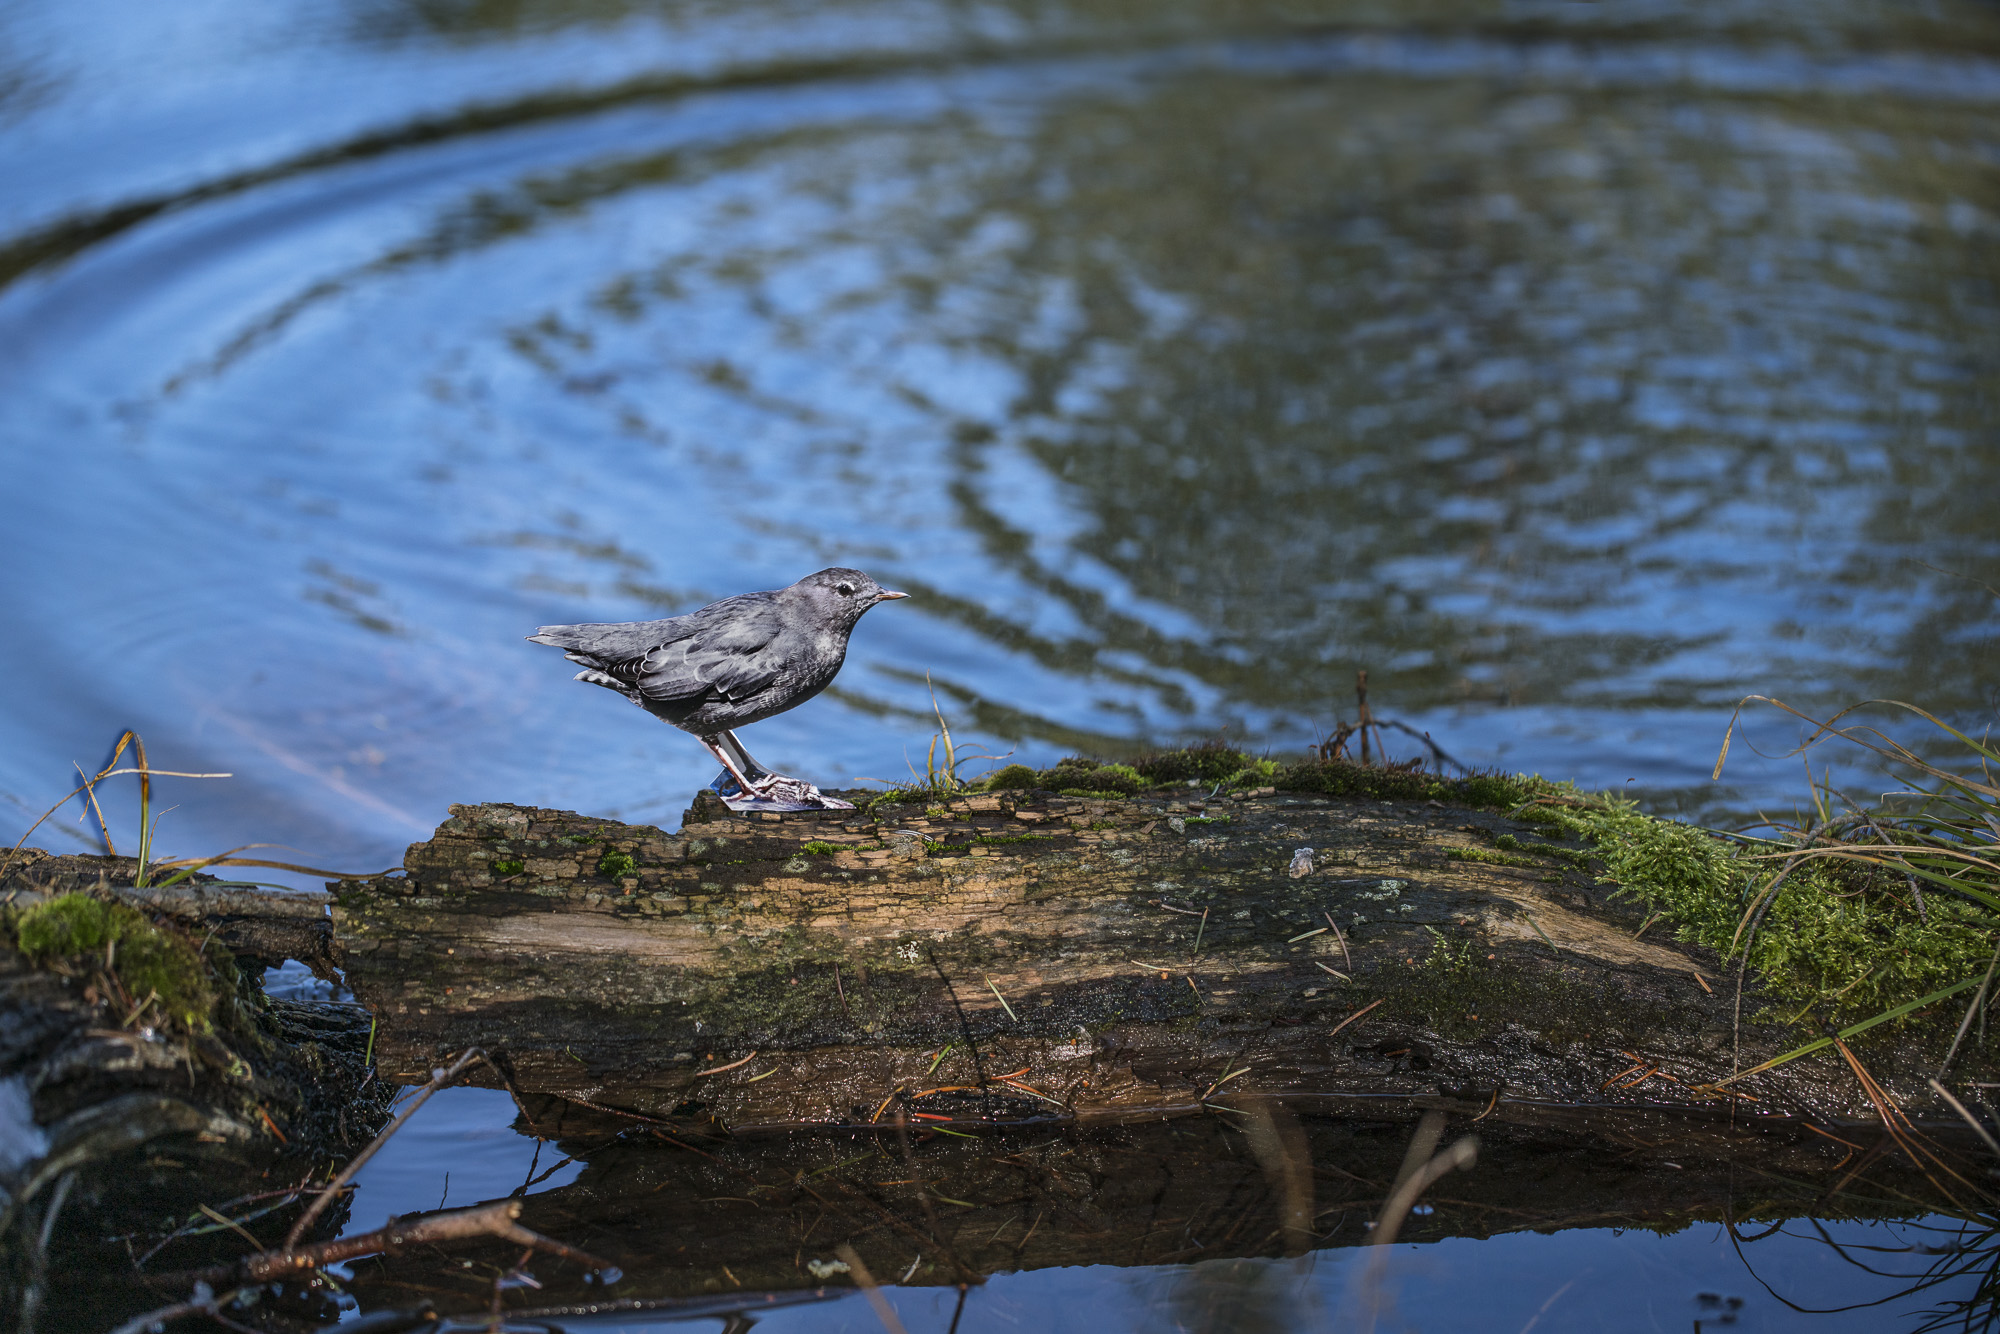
[981,764,1039,791]
[1133,743,1253,786]
[491,858,525,876]
[1517,797,1996,1018]
[596,849,637,878]
[798,841,841,857]
[16,892,125,955]
[1275,758,1556,808]
[1033,758,1148,794]
[14,893,219,1031]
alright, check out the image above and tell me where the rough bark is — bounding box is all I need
[331,787,1983,1137]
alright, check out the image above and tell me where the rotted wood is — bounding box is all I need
[330,787,1964,1135]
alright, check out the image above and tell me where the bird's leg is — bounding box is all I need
[699,735,766,799]
[705,730,853,811]
[712,731,773,789]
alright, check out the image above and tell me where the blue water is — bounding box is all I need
[4,1,1999,881]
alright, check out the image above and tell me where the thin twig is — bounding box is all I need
[284,1047,485,1248]
[1327,998,1385,1040]
[107,1287,251,1334]
[179,1199,612,1286]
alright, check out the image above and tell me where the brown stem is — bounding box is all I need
[171,1199,614,1286]
[283,1046,486,1248]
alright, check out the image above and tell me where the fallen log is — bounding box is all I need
[331,784,1988,1135]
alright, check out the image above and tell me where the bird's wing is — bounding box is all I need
[612,595,787,705]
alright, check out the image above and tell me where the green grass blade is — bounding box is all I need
[1699,974,1986,1092]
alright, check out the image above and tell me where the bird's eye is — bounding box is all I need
[836,583,855,596]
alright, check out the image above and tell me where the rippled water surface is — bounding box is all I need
[5,0,1999,871]
[7,4,2000,1325]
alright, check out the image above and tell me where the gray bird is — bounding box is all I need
[526,568,908,809]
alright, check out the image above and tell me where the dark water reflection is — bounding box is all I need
[296,1086,1991,1333]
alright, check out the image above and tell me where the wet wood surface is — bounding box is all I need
[329,786,1949,1134]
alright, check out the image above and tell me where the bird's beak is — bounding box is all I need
[876,589,909,601]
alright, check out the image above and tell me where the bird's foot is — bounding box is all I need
[710,770,855,813]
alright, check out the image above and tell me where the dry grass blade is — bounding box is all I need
[1694,974,1984,1093]
[147,845,395,884]
[1324,912,1353,970]
[1240,1097,1314,1255]
[1371,1119,1478,1248]
[0,747,231,882]
[1927,1079,2000,1161]
[1715,695,2000,917]
[1833,1040,1985,1209]
[833,1243,911,1334]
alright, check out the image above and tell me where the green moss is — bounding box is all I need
[1274,758,1555,807]
[597,849,638,878]
[974,833,1054,847]
[1035,758,1149,795]
[981,764,1039,791]
[15,892,219,1031]
[1183,815,1231,826]
[16,893,123,955]
[1222,758,1282,788]
[491,858,525,876]
[798,841,841,857]
[1133,743,1253,786]
[1510,796,1997,1019]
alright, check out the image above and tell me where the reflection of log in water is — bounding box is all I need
[336,1101,1972,1317]
[336,787,1980,1131]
